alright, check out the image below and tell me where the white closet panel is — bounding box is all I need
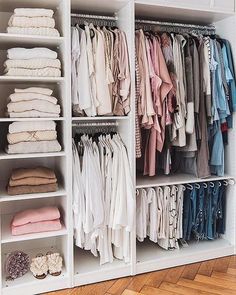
[135,0,211,10]
[213,0,235,12]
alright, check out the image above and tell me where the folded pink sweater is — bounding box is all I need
[12,219,62,236]
[12,206,60,227]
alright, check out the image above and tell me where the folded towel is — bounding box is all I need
[7,100,60,114]
[8,16,55,28]
[7,130,57,144]
[5,59,61,70]
[7,27,60,37]
[8,182,58,195]
[9,176,57,187]
[9,92,57,104]
[12,206,60,226]
[6,140,61,154]
[8,48,57,60]
[14,8,54,18]
[15,87,53,96]
[11,167,56,180]
[12,219,62,236]
[8,110,60,118]
[5,67,61,77]
[9,121,56,133]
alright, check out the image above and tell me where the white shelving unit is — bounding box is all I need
[0,0,235,294]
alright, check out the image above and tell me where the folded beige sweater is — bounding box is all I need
[8,183,58,195]
[14,8,54,18]
[8,110,60,118]
[9,121,56,133]
[8,16,55,28]
[9,176,57,187]
[6,140,61,154]
[7,130,57,144]
[9,92,57,104]
[11,167,56,180]
[15,87,53,96]
[5,67,61,77]
[7,100,60,114]
[5,59,61,70]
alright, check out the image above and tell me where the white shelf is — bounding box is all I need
[0,33,64,48]
[0,76,64,83]
[0,186,66,202]
[1,245,68,295]
[72,116,130,121]
[136,239,235,274]
[136,173,234,189]
[0,151,66,160]
[74,247,131,286]
[1,214,67,244]
[0,117,65,122]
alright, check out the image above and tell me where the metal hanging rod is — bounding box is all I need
[72,121,119,128]
[135,19,215,32]
[71,13,118,21]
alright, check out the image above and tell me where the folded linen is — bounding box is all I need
[12,219,62,236]
[9,92,57,104]
[7,100,61,114]
[7,48,57,60]
[8,110,60,118]
[8,182,58,195]
[9,121,56,133]
[7,27,60,37]
[5,67,61,77]
[7,130,57,144]
[9,177,56,187]
[5,59,61,70]
[15,87,53,96]
[6,140,61,154]
[12,206,60,226]
[8,16,55,28]
[14,8,54,18]
[11,167,56,180]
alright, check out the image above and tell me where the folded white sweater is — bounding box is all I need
[14,8,54,18]
[6,140,62,154]
[7,130,57,144]
[8,16,55,28]
[8,110,60,118]
[7,100,61,114]
[5,67,61,77]
[5,59,61,70]
[7,27,60,37]
[7,48,57,60]
[9,92,58,104]
[9,121,56,134]
[15,87,53,96]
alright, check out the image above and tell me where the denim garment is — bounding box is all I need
[216,184,226,235]
[195,185,205,240]
[212,182,221,238]
[183,188,196,241]
[205,185,213,240]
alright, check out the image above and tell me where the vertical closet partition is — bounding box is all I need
[0,0,235,294]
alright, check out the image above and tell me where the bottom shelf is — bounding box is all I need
[136,238,234,274]
[74,247,131,286]
[2,242,69,295]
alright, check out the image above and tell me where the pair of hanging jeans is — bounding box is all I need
[194,185,205,240]
[183,187,197,240]
[216,184,226,235]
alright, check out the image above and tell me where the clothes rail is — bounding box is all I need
[72,122,119,128]
[71,13,118,21]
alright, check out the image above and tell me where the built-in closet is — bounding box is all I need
[0,1,235,294]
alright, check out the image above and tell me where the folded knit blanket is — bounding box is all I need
[12,206,60,226]
[15,87,53,96]
[9,121,56,133]
[14,8,54,18]
[8,182,58,195]
[8,48,57,60]
[5,59,61,70]
[6,140,61,154]
[7,27,60,37]
[7,130,57,144]
[12,219,62,236]
[11,167,56,180]
[9,177,57,187]
[7,100,60,114]
[5,67,61,77]
[8,110,60,118]
[8,16,55,28]
[9,92,57,104]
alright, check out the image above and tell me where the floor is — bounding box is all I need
[46,255,236,295]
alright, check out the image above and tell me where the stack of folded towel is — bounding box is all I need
[6,120,62,154]
[4,48,61,77]
[7,8,60,37]
[7,167,58,195]
[11,206,62,236]
[7,87,61,118]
